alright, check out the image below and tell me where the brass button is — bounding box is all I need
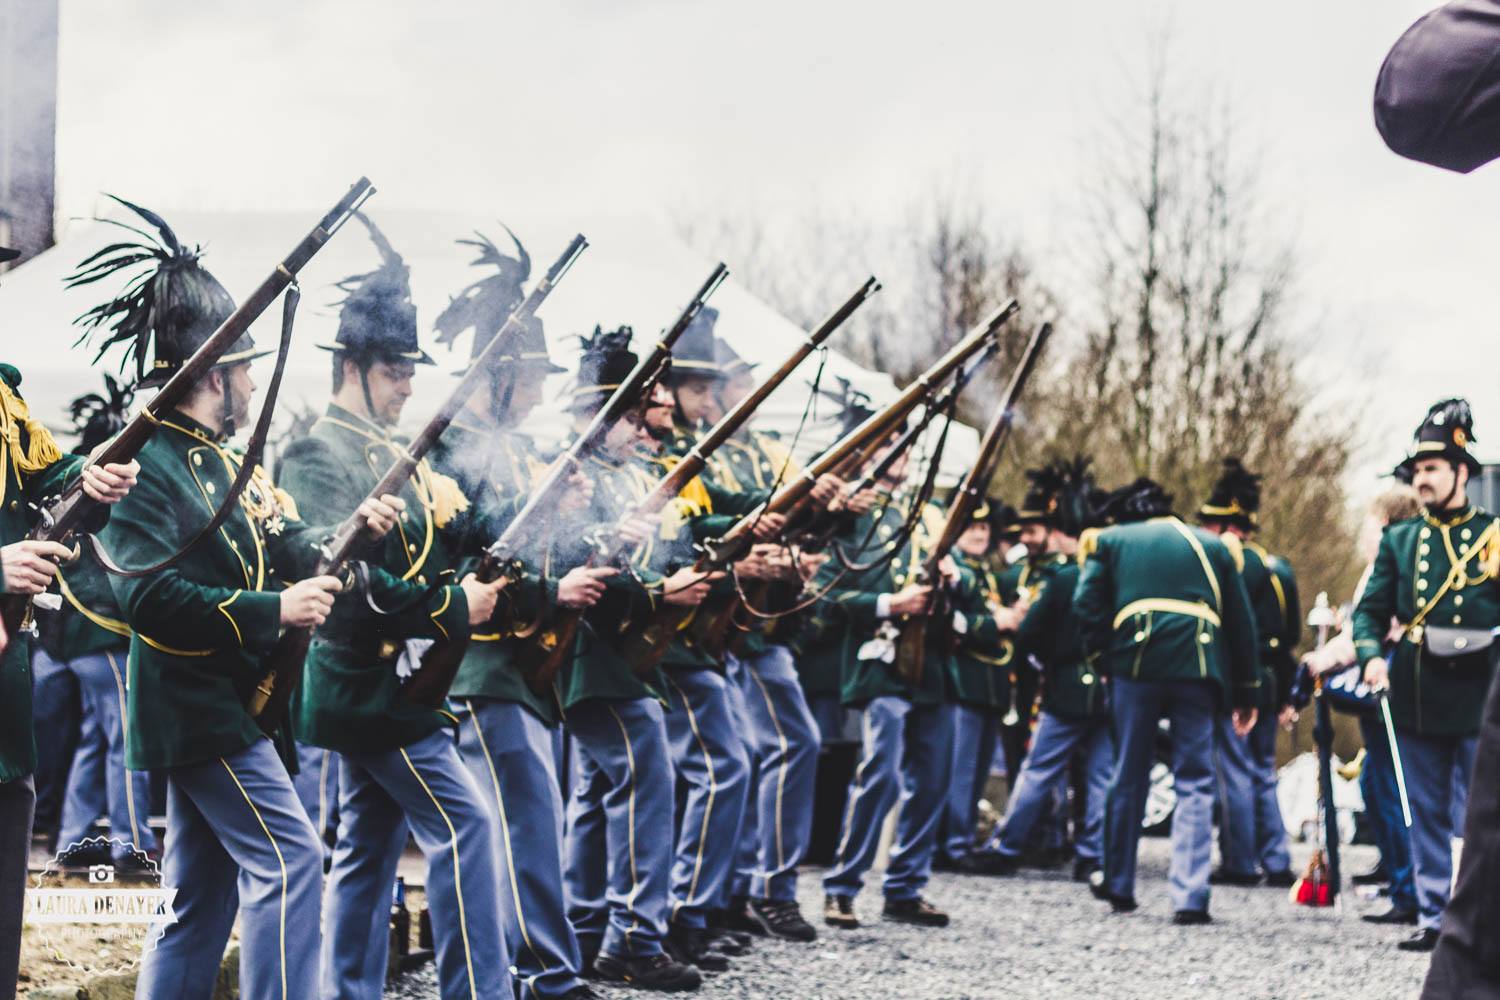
[1082,674,1095,686]
[1133,631,1145,642]
[417,575,427,584]
[1417,579,1428,590]
[1462,528,1473,541]
[1269,637,1280,648]
[407,543,417,554]
[1455,596,1464,607]
[1199,632,1212,644]
[7,500,16,512]
[192,454,203,467]
[1454,615,1463,624]
[1455,636,1470,649]
[1420,544,1430,555]
[205,481,216,495]
[1420,528,1432,540]
[1419,561,1430,572]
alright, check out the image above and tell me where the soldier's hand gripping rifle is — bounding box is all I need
[0,177,377,639]
[891,321,1052,687]
[404,263,731,704]
[246,234,588,731]
[521,278,883,689]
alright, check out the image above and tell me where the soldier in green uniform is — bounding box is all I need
[558,327,708,993]
[971,462,1115,884]
[934,501,1018,871]
[1355,399,1500,952]
[1197,459,1298,888]
[79,206,398,1000]
[1074,477,1259,923]
[276,216,513,999]
[0,243,139,1000]
[430,230,614,1000]
[819,446,967,930]
[44,377,158,868]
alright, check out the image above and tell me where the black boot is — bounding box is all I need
[1208,868,1261,887]
[1072,858,1101,884]
[715,897,764,940]
[1262,869,1296,889]
[1362,906,1418,926]
[1351,866,1391,887]
[882,896,950,928]
[667,922,731,972]
[1089,876,1137,913]
[1172,909,1212,926]
[747,897,818,942]
[592,952,703,992]
[1397,928,1440,952]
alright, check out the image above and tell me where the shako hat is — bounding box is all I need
[1101,477,1174,524]
[713,336,756,378]
[435,224,563,376]
[68,196,258,388]
[1406,398,1481,475]
[568,326,638,415]
[665,306,724,383]
[1017,456,1096,536]
[1198,458,1262,531]
[322,212,433,367]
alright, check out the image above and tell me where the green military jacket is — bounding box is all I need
[817,497,960,707]
[277,405,472,753]
[1239,540,1301,712]
[948,551,1015,713]
[995,551,1067,722]
[0,365,85,782]
[1074,516,1260,709]
[104,412,325,770]
[1353,505,1500,736]
[557,451,671,709]
[434,416,561,724]
[1014,560,1107,719]
[53,548,132,659]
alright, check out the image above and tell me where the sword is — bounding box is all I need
[1376,690,1413,829]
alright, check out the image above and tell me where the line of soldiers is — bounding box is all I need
[3,199,1490,1000]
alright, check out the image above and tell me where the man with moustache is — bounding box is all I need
[1355,400,1500,953]
[277,216,512,999]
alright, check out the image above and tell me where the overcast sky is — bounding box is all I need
[48,0,1499,487]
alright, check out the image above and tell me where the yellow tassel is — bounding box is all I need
[416,462,470,529]
[1077,527,1101,566]
[0,380,64,506]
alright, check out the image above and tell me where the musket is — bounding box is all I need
[891,321,1052,687]
[407,263,731,699]
[247,233,588,728]
[521,277,883,689]
[0,177,377,639]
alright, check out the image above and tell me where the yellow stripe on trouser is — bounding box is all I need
[748,667,790,873]
[108,652,142,851]
[219,758,289,1000]
[1112,598,1221,631]
[665,675,718,919]
[401,748,479,1000]
[464,702,542,975]
[606,706,643,950]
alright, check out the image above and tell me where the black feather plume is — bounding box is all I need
[67,374,134,454]
[434,223,531,354]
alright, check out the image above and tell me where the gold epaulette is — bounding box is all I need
[415,461,471,529]
[1221,531,1246,572]
[1077,527,1102,566]
[0,379,64,506]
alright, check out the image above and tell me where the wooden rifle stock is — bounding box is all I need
[248,234,588,729]
[429,263,730,697]
[524,277,883,684]
[893,321,1052,686]
[1,177,377,640]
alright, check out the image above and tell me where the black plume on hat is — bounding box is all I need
[1019,456,1096,536]
[1199,458,1262,530]
[570,325,638,414]
[1105,477,1175,524]
[67,195,249,388]
[816,375,876,437]
[1409,397,1481,474]
[325,213,432,365]
[434,224,561,373]
[67,374,134,455]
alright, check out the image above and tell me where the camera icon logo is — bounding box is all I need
[87,864,115,885]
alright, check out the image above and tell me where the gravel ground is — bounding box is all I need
[386,841,1431,1000]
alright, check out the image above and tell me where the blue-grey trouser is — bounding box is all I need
[292,742,338,850]
[320,729,510,1000]
[456,699,587,1000]
[725,646,820,902]
[0,777,35,1000]
[565,697,674,960]
[988,710,1113,863]
[939,702,1000,862]
[29,647,80,837]
[1213,709,1292,877]
[1396,729,1478,931]
[135,739,323,1000]
[823,696,953,901]
[1357,713,1416,911]
[1104,678,1217,911]
[660,667,750,927]
[56,649,157,860]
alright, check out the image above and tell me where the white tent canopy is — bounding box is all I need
[0,204,978,480]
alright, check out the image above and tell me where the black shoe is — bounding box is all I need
[1208,868,1262,887]
[1072,859,1102,884]
[823,894,859,930]
[955,851,1020,876]
[705,928,747,956]
[1262,869,1296,889]
[882,896,950,928]
[713,899,764,940]
[1397,928,1440,953]
[1172,909,1212,926]
[1363,907,1419,926]
[747,897,817,942]
[579,947,601,980]
[592,951,703,991]
[666,923,731,972]
[562,988,600,1000]
[1089,878,1137,913]
[931,853,961,872]
[1352,866,1391,887]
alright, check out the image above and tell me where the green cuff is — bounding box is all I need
[229,591,285,657]
[1353,639,1382,664]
